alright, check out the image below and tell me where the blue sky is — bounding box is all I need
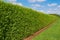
[6,0,60,14]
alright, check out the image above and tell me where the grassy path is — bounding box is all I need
[24,19,57,40]
[32,19,60,40]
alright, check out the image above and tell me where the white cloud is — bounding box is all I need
[31,4,44,9]
[46,8,60,14]
[31,4,60,14]
[47,10,60,14]
[28,0,46,3]
[36,7,60,14]
[28,0,36,3]
[40,10,45,12]
[6,0,23,6]
[7,0,17,2]
[12,2,23,6]
[37,0,46,2]
[31,4,41,7]
[17,3,23,6]
[48,3,57,7]
[58,5,60,8]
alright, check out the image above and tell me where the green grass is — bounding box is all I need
[50,14,60,17]
[0,1,58,40]
[32,18,60,40]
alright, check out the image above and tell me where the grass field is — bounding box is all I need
[50,14,60,18]
[32,18,60,40]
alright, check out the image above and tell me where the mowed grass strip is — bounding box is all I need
[0,1,58,40]
[32,19,60,40]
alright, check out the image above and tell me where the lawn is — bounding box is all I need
[32,18,60,40]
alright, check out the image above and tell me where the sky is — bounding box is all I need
[5,0,60,14]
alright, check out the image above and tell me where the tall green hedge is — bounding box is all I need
[0,1,57,40]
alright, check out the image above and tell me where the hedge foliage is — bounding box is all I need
[0,1,57,40]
